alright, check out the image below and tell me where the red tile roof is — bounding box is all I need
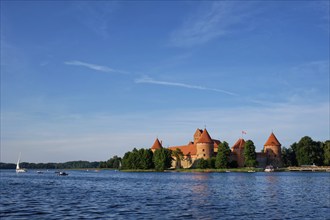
[213,139,221,148]
[232,138,245,149]
[151,138,163,150]
[169,143,196,156]
[196,129,213,144]
[264,132,281,146]
[194,129,203,137]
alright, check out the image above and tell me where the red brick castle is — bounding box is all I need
[151,128,282,168]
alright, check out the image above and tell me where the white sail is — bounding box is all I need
[16,152,26,173]
[16,153,21,169]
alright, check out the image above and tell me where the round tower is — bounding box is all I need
[263,132,282,167]
[196,129,214,159]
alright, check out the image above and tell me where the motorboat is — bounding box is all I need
[58,171,69,176]
[264,165,274,172]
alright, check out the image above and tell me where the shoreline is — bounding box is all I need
[2,166,330,173]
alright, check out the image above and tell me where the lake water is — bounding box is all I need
[1,170,329,219]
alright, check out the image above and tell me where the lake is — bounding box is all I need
[1,170,329,219]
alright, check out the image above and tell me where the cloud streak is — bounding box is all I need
[64,60,127,74]
[135,76,238,96]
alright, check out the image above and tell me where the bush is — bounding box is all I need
[196,158,209,169]
[229,160,238,168]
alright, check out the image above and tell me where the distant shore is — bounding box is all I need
[2,166,330,173]
[118,167,330,173]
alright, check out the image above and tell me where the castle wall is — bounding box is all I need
[264,145,282,167]
[171,155,197,169]
[196,143,213,159]
[231,149,245,167]
[256,153,267,168]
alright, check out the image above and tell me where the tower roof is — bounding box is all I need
[151,138,163,150]
[264,132,281,146]
[196,129,213,144]
[232,138,246,149]
[194,128,203,137]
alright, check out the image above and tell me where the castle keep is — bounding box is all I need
[151,128,282,168]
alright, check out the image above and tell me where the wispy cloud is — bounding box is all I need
[291,60,329,76]
[310,1,329,32]
[170,2,257,47]
[64,60,127,74]
[135,76,237,96]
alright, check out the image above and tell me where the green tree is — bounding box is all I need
[207,157,216,169]
[172,148,184,169]
[122,151,132,169]
[281,147,297,167]
[138,148,154,169]
[99,161,107,168]
[229,160,238,168]
[196,158,209,169]
[295,136,323,166]
[244,140,257,167]
[128,148,140,169]
[215,141,230,169]
[323,140,330,165]
[106,155,122,169]
[153,148,173,171]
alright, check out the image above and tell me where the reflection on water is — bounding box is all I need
[0,170,329,219]
[191,173,210,194]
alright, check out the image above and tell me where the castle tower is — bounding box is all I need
[196,129,214,159]
[264,132,282,167]
[151,138,163,153]
[231,138,246,167]
[193,129,203,143]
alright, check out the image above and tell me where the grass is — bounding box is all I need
[120,169,158,172]
[172,167,264,173]
[119,167,265,173]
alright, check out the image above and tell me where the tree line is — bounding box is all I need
[282,136,329,166]
[121,148,172,171]
[98,148,173,171]
[0,161,100,169]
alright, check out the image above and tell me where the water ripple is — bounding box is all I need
[1,170,329,219]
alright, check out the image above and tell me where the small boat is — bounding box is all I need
[58,171,69,176]
[37,171,43,174]
[248,170,255,173]
[16,153,27,173]
[264,165,274,172]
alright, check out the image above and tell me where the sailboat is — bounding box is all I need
[16,153,26,173]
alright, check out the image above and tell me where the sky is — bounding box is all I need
[1,1,329,163]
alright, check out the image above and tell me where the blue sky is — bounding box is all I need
[1,1,329,163]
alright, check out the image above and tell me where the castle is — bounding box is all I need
[150,128,282,168]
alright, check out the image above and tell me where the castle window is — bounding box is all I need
[202,149,205,152]
[203,154,205,157]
